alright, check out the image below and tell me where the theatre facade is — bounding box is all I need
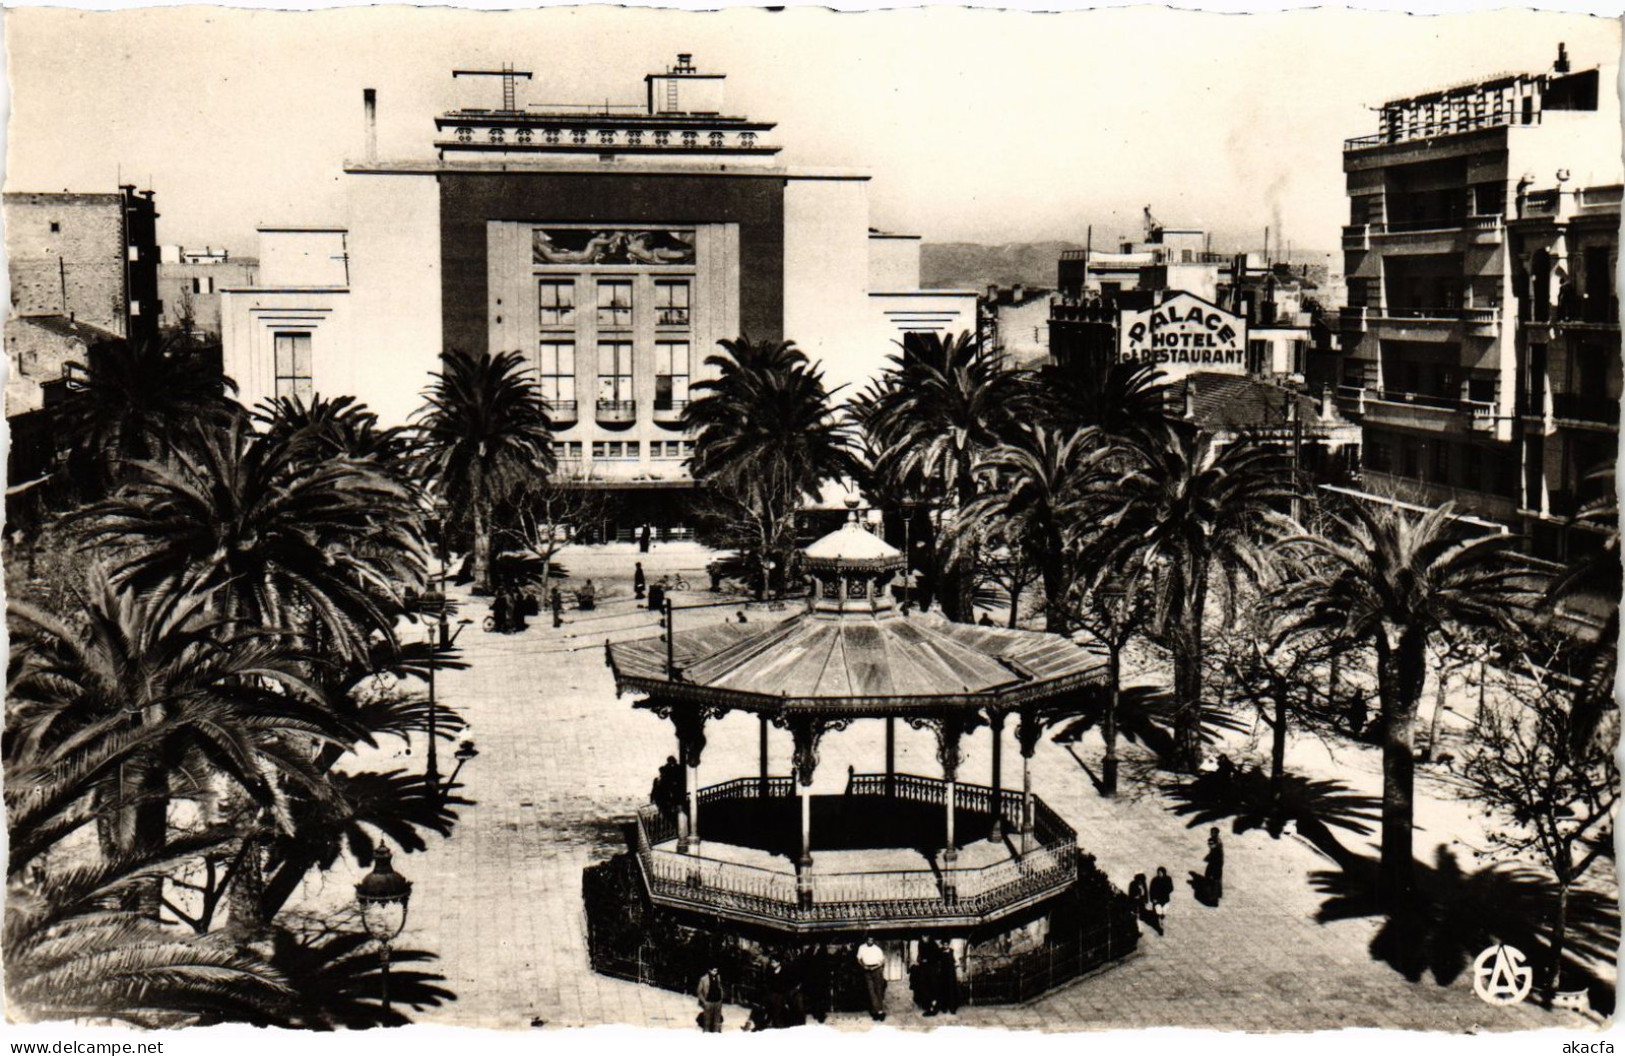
[222,56,975,536]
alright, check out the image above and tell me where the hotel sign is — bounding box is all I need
[1118,292,1247,376]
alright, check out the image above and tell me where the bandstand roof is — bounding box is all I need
[607,518,1107,715]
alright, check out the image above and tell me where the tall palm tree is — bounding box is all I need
[952,425,1092,632]
[52,333,239,497]
[1547,461,1620,750]
[1277,502,1539,901]
[412,349,554,594]
[1082,426,1295,771]
[684,337,855,596]
[71,419,424,663]
[863,331,1029,621]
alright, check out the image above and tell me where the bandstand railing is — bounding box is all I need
[632,773,1079,931]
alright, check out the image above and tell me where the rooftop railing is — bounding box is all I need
[1345,109,1537,151]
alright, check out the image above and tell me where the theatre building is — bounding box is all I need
[223,55,974,536]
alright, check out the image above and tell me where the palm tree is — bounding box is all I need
[254,394,415,484]
[1032,359,1174,444]
[952,425,1092,632]
[6,571,352,917]
[684,337,855,596]
[1082,426,1295,771]
[412,349,554,594]
[52,333,239,497]
[1547,461,1620,750]
[1277,502,1539,901]
[862,331,1029,621]
[71,418,424,664]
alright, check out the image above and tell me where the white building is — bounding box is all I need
[223,55,975,533]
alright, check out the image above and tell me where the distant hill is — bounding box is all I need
[920,241,1082,292]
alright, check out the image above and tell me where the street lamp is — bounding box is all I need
[424,610,473,799]
[355,842,413,1015]
[1094,581,1131,797]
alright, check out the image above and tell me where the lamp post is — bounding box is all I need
[1094,581,1130,797]
[423,607,472,801]
[355,842,413,1015]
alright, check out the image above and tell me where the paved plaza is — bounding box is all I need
[301,543,1598,1033]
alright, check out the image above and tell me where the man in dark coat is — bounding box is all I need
[1148,866,1174,928]
[1204,828,1225,904]
[634,561,647,600]
[695,966,724,1032]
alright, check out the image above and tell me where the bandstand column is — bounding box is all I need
[670,704,711,855]
[885,717,896,795]
[758,716,770,796]
[788,717,829,909]
[987,708,1007,843]
[1016,705,1044,856]
[936,715,965,901]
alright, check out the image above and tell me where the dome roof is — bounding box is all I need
[801,515,904,571]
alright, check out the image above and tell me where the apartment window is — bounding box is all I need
[655,280,690,326]
[48,221,60,233]
[553,441,582,460]
[654,341,690,408]
[597,280,633,327]
[1401,438,1420,479]
[538,279,575,326]
[651,440,696,460]
[537,340,576,406]
[1366,438,1392,473]
[592,440,640,460]
[192,277,202,294]
[273,332,313,401]
[1247,339,1269,374]
[1430,441,1450,484]
[598,341,634,403]
[1466,375,1496,404]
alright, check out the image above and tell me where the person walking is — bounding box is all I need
[1148,865,1174,929]
[856,936,887,1021]
[634,561,647,600]
[695,966,725,1032]
[550,587,564,628]
[1204,828,1225,904]
[640,523,652,553]
[490,589,510,634]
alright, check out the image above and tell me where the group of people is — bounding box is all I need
[650,755,688,822]
[907,937,960,1017]
[634,562,676,610]
[1125,827,1226,935]
[486,582,537,634]
[694,949,837,1033]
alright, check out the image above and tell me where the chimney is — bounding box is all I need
[1320,386,1334,420]
[1555,42,1571,74]
[1012,283,1026,303]
[363,88,378,162]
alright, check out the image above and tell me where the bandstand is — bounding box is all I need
[586,515,1142,1008]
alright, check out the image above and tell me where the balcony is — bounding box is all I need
[1370,306,1502,337]
[1552,393,1621,428]
[652,398,688,423]
[633,774,1079,932]
[1335,384,1369,415]
[1360,390,1500,436]
[1339,306,1368,333]
[547,399,579,425]
[1344,108,1533,153]
[596,399,637,424]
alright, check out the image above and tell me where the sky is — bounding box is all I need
[3,5,1619,257]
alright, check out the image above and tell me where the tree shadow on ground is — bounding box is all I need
[1310,844,1619,1007]
[1161,765,1379,869]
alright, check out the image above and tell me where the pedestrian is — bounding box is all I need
[977,613,994,626]
[1128,872,1149,915]
[578,579,596,611]
[1148,865,1174,929]
[550,587,564,628]
[736,611,749,624]
[640,523,652,554]
[856,935,887,1021]
[800,946,831,1024]
[634,561,646,600]
[909,940,938,1016]
[933,939,960,1015]
[648,579,665,612]
[1204,827,1225,904]
[491,590,510,634]
[509,586,527,632]
[695,965,724,1032]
